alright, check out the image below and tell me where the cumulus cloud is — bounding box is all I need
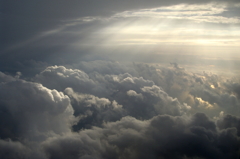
[35,65,190,120]
[0,62,240,158]
[35,65,96,94]
[34,62,240,118]
[126,90,143,100]
[217,114,240,136]
[42,113,240,159]
[0,140,34,159]
[64,87,124,130]
[34,65,153,97]
[0,77,76,141]
[224,82,240,99]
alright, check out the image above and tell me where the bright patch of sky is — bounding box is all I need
[87,3,239,48]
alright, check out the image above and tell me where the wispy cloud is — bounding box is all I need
[113,3,240,24]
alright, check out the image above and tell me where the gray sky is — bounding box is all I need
[1,0,240,73]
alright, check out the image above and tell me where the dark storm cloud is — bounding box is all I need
[0,72,78,158]
[0,71,16,82]
[65,87,125,130]
[217,114,240,136]
[65,85,189,131]
[0,140,32,159]
[0,63,240,158]
[42,113,240,159]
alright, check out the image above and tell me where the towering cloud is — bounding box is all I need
[0,75,75,141]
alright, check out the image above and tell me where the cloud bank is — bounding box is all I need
[0,61,240,158]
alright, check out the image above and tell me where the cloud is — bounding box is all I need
[1,61,240,158]
[0,140,33,159]
[118,62,240,117]
[190,83,240,116]
[1,0,240,157]
[224,82,240,98]
[71,60,137,76]
[42,113,240,159]
[34,62,240,119]
[35,65,96,94]
[64,87,124,130]
[0,71,16,83]
[126,90,143,100]
[34,65,153,97]
[113,3,240,24]
[217,114,240,136]
[35,65,190,121]
[0,77,76,141]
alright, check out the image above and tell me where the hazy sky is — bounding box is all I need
[1,0,240,69]
[1,1,240,159]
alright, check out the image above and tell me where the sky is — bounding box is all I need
[1,0,240,159]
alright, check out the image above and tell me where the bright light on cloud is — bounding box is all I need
[93,21,240,47]
[81,2,240,49]
[113,3,240,24]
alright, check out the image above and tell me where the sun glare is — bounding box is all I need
[92,3,240,49]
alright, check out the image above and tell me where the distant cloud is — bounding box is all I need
[34,65,189,121]
[113,3,240,24]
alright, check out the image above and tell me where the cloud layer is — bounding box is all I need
[2,0,240,158]
[1,61,240,158]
